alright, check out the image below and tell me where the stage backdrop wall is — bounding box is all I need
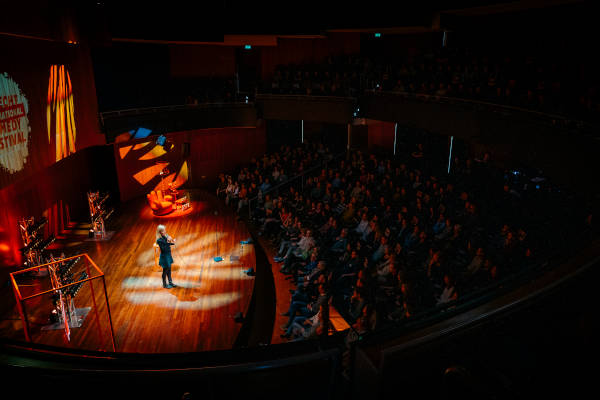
[0,35,104,190]
[0,145,117,268]
[114,126,266,202]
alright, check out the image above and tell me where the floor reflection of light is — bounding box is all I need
[178,268,254,280]
[122,277,202,289]
[124,229,251,310]
[125,291,242,310]
[136,232,230,268]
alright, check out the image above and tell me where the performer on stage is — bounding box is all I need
[156,224,177,289]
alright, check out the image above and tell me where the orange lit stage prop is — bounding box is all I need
[146,161,191,216]
[9,254,116,351]
[146,189,191,216]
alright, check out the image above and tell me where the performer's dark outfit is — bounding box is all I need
[157,235,175,288]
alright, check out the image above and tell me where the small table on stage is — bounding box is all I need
[166,188,190,210]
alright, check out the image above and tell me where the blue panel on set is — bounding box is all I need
[156,135,167,146]
[133,127,152,139]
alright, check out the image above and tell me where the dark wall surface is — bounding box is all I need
[361,93,599,194]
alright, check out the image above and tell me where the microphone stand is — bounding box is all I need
[213,210,223,262]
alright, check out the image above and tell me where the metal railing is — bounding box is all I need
[99,101,254,123]
[364,90,599,135]
[256,93,357,102]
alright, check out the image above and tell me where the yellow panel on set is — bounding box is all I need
[133,141,151,150]
[171,161,189,189]
[178,160,188,180]
[139,145,167,160]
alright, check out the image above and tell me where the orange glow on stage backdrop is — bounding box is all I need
[114,127,266,202]
[47,65,77,162]
[0,34,105,267]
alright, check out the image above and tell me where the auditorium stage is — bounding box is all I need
[0,191,256,353]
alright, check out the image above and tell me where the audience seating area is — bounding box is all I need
[261,46,600,120]
[218,135,589,342]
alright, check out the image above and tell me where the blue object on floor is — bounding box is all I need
[213,256,223,262]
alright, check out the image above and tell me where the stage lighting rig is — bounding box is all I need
[68,272,88,298]
[18,216,55,269]
[88,191,113,239]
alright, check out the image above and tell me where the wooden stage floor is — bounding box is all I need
[0,191,256,353]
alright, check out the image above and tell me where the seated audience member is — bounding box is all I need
[348,289,367,321]
[376,253,396,284]
[467,247,485,275]
[435,218,453,241]
[282,284,329,328]
[225,177,238,206]
[236,184,248,213]
[216,174,227,198]
[437,275,458,305]
[371,236,389,263]
[278,229,316,273]
[355,213,370,237]
[296,259,326,289]
[330,228,349,254]
[281,305,324,339]
[260,177,272,194]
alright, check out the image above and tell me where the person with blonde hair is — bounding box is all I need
[156,224,177,288]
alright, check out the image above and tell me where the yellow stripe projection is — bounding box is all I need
[172,160,188,188]
[153,161,189,192]
[133,141,151,150]
[47,65,77,162]
[139,145,167,160]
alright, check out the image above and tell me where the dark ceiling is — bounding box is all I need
[95,0,590,39]
[0,0,591,42]
[93,0,436,40]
